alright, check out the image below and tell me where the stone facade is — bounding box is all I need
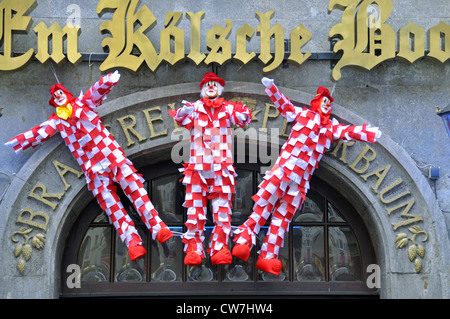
[0,0,448,299]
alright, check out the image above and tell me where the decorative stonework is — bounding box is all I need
[11,228,45,275]
[395,226,428,273]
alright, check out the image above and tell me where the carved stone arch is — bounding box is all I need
[1,82,447,298]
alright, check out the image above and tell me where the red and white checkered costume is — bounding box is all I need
[233,81,381,275]
[5,72,172,260]
[169,75,252,265]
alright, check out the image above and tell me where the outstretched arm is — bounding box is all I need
[332,118,381,143]
[4,115,58,153]
[262,77,302,122]
[169,101,195,130]
[79,71,121,109]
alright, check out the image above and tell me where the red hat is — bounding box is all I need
[200,72,225,89]
[310,86,334,106]
[49,83,74,108]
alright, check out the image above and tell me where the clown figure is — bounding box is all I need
[5,71,173,261]
[232,77,381,275]
[169,72,252,265]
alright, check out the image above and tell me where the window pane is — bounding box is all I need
[257,172,263,186]
[294,191,324,222]
[187,227,217,281]
[329,226,362,281]
[293,226,325,281]
[92,211,109,223]
[115,227,146,282]
[151,227,183,282]
[232,169,254,224]
[257,227,289,281]
[151,174,184,223]
[328,202,346,222]
[78,226,111,282]
[224,241,253,282]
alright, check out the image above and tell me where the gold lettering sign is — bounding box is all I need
[234,23,256,65]
[328,0,396,81]
[142,107,168,138]
[160,12,185,66]
[428,21,450,63]
[256,11,285,72]
[397,22,425,64]
[288,24,312,66]
[0,0,35,71]
[186,11,206,65]
[34,22,81,65]
[97,0,160,71]
[0,0,449,78]
[28,183,64,211]
[116,114,147,147]
[205,19,233,66]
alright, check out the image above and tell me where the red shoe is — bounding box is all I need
[129,245,147,261]
[211,248,232,265]
[156,227,173,244]
[256,255,282,276]
[232,243,251,261]
[184,251,203,266]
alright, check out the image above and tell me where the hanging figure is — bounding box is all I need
[232,77,381,275]
[5,71,173,261]
[169,72,252,266]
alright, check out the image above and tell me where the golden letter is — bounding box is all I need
[379,177,411,204]
[0,0,35,70]
[389,198,422,230]
[288,24,312,66]
[261,103,279,131]
[328,0,395,81]
[186,11,206,65]
[234,23,256,65]
[349,144,377,174]
[28,184,64,211]
[397,22,425,64]
[53,160,83,191]
[361,164,391,193]
[205,19,232,65]
[256,11,285,73]
[17,208,49,231]
[160,12,185,66]
[330,140,356,164]
[428,21,450,63]
[279,120,291,138]
[142,107,168,139]
[117,115,147,147]
[34,22,82,65]
[97,0,160,71]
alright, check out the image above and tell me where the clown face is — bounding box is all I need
[53,89,68,107]
[320,96,332,114]
[202,81,221,99]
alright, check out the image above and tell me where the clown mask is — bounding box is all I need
[320,96,332,114]
[53,89,68,107]
[201,81,223,99]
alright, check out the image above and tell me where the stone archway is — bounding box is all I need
[0,82,447,298]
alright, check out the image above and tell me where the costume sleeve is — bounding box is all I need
[169,101,196,130]
[264,84,302,122]
[229,102,252,127]
[79,71,120,109]
[331,118,382,143]
[4,115,58,153]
